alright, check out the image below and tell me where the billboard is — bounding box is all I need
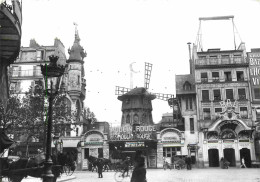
[109,125,157,141]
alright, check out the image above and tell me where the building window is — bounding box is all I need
[185,97,193,110]
[11,66,19,77]
[189,97,192,109]
[215,108,222,119]
[254,88,260,99]
[203,108,211,120]
[76,128,79,137]
[202,90,209,102]
[226,89,234,100]
[126,114,130,123]
[77,75,80,85]
[201,72,208,83]
[213,89,221,101]
[238,88,246,100]
[36,50,44,61]
[163,147,181,158]
[240,107,248,119]
[224,71,232,82]
[212,72,220,82]
[183,81,191,90]
[236,71,244,81]
[190,118,194,134]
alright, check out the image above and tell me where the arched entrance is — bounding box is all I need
[208,149,219,167]
[224,148,236,167]
[240,148,251,168]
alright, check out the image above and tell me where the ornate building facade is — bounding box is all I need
[8,28,87,158]
[193,43,256,168]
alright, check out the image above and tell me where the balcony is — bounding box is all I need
[10,69,42,78]
[0,1,22,63]
[195,57,248,68]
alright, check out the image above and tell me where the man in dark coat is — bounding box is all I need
[185,156,192,170]
[122,156,130,177]
[97,159,103,178]
[131,156,147,182]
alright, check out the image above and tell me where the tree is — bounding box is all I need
[0,94,25,137]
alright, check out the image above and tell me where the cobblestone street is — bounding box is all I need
[69,168,260,182]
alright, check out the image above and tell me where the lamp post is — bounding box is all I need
[41,55,65,182]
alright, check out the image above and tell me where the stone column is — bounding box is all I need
[157,142,163,168]
[156,131,163,168]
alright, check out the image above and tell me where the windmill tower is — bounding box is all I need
[115,62,174,127]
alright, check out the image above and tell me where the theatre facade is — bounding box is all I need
[201,102,255,167]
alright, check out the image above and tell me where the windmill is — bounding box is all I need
[115,62,175,126]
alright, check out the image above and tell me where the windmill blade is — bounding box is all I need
[115,86,131,96]
[144,62,153,90]
[152,92,174,101]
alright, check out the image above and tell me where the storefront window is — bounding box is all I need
[163,147,181,158]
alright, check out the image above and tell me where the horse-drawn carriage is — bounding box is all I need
[87,156,112,172]
[0,130,76,182]
[0,152,76,182]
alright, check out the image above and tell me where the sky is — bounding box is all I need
[19,0,260,126]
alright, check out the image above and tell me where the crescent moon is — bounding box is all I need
[129,62,138,73]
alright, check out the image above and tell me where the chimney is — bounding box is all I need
[188,42,192,75]
[29,39,40,48]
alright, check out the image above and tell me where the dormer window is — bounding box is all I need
[183,81,191,90]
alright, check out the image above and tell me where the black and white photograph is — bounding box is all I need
[0,0,260,181]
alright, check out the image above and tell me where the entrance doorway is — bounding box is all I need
[223,148,236,167]
[240,148,251,168]
[208,149,219,167]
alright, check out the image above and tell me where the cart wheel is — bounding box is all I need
[114,171,124,182]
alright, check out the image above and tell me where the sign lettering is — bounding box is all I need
[109,125,156,141]
[249,53,260,86]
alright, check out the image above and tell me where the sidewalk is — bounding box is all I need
[1,174,76,182]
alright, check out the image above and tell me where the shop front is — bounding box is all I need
[109,124,157,168]
[203,118,255,167]
[157,128,185,168]
[79,130,109,170]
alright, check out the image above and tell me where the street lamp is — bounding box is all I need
[41,55,65,182]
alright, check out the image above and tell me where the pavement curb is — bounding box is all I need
[57,176,76,182]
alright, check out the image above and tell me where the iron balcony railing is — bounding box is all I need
[10,69,42,77]
[195,57,248,66]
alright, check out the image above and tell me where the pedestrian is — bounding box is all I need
[97,159,103,178]
[185,156,192,170]
[220,157,224,169]
[223,158,230,169]
[241,157,246,168]
[163,157,166,170]
[131,156,147,182]
[122,156,130,177]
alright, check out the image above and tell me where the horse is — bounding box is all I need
[101,158,111,172]
[87,156,99,172]
[87,156,111,172]
[4,152,67,182]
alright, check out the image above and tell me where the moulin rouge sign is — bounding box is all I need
[249,52,260,86]
[109,125,157,141]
